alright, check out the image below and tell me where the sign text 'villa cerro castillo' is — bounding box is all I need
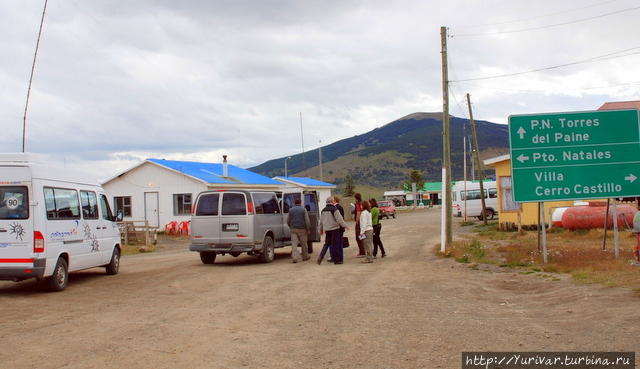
[508,109,640,202]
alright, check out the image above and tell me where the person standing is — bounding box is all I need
[287,198,311,263]
[333,196,346,263]
[369,198,386,258]
[318,196,349,265]
[359,200,374,263]
[354,193,365,257]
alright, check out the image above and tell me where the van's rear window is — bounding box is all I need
[196,193,219,216]
[0,186,29,219]
[221,193,246,216]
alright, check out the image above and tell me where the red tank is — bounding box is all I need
[559,201,637,230]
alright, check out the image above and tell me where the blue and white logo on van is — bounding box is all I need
[9,222,25,240]
[223,223,239,231]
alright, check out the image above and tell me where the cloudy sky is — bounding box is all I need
[1,0,639,181]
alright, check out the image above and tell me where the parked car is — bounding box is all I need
[378,200,396,219]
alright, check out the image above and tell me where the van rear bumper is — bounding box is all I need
[189,243,256,253]
[0,258,46,280]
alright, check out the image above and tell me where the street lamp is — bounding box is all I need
[284,156,291,177]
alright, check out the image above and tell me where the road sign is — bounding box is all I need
[508,109,640,202]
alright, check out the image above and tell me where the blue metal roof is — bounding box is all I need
[274,176,336,187]
[147,158,282,185]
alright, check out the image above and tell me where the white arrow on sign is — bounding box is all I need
[517,154,530,163]
[517,126,526,139]
[625,174,637,183]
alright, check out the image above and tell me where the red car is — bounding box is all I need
[377,200,396,219]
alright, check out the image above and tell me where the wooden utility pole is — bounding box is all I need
[441,26,453,246]
[467,93,487,225]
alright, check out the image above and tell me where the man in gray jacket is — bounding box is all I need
[287,198,311,263]
[318,196,349,265]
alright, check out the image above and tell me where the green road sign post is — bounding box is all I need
[509,109,640,203]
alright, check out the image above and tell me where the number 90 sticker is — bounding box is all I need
[5,196,20,210]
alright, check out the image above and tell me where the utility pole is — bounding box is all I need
[467,93,487,226]
[441,26,452,247]
[318,141,323,182]
[300,112,306,172]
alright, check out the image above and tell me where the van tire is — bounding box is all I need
[259,236,275,263]
[478,209,495,221]
[200,252,217,264]
[392,212,396,219]
[47,258,68,292]
[105,248,120,275]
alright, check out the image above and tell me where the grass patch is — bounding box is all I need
[442,223,640,290]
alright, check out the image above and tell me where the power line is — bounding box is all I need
[451,6,640,37]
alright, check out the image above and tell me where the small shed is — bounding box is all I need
[102,157,282,229]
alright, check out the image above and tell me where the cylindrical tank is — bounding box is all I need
[552,207,568,227]
[560,201,638,230]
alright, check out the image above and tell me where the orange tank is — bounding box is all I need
[559,201,637,230]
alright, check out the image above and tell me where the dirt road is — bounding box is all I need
[1,209,638,369]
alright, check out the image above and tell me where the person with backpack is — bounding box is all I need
[318,196,349,265]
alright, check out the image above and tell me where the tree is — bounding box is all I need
[403,170,425,191]
[343,173,355,197]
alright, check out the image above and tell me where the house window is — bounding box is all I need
[115,196,132,217]
[500,176,521,212]
[174,194,192,215]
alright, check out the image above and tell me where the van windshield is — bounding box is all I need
[0,186,29,219]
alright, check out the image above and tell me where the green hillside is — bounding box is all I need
[249,112,509,192]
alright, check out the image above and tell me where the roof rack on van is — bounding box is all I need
[0,153,45,164]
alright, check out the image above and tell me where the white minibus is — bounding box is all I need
[0,153,122,291]
[452,180,498,220]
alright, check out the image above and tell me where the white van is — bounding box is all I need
[190,189,321,264]
[0,153,122,291]
[452,180,498,220]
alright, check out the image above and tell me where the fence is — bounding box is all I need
[117,221,153,246]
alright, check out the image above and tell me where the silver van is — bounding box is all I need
[189,189,320,264]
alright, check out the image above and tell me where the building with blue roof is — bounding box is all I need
[102,157,286,229]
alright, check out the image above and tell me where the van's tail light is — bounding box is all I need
[247,202,255,215]
[34,231,45,253]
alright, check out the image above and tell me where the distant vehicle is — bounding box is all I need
[378,200,396,219]
[189,189,321,264]
[0,153,123,292]
[452,181,498,220]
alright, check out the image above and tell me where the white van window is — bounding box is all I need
[0,186,29,219]
[80,190,99,219]
[44,187,80,220]
[253,193,280,215]
[221,193,246,216]
[196,193,219,216]
[100,194,115,221]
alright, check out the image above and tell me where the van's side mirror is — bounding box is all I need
[115,209,124,222]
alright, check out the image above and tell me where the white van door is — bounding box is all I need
[145,192,159,228]
[44,187,101,271]
[0,182,33,268]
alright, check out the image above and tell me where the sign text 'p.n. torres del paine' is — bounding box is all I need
[509,109,640,202]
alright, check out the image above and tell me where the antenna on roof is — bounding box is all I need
[23,0,48,152]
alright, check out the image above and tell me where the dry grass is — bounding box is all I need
[441,222,640,291]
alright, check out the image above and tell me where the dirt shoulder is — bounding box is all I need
[0,209,638,369]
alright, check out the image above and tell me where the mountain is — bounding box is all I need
[249,112,510,192]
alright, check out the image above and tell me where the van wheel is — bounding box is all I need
[200,252,216,264]
[478,209,495,221]
[392,212,396,219]
[259,236,275,263]
[105,248,120,275]
[47,258,68,292]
